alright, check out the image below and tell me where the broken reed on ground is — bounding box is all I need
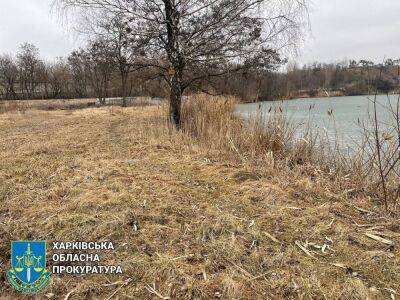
[180,94,400,211]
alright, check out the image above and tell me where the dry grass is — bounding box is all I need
[0,98,98,113]
[181,95,399,211]
[0,97,399,299]
[0,97,159,114]
[181,96,298,162]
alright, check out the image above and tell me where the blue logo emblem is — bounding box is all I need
[7,241,51,293]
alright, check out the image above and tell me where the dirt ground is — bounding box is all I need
[0,106,399,299]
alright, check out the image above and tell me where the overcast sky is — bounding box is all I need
[0,0,399,64]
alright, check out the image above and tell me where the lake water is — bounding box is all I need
[238,94,400,149]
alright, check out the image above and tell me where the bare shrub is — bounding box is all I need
[358,95,400,210]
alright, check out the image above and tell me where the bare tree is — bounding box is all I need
[55,0,308,127]
[47,58,71,98]
[95,16,143,107]
[17,43,43,99]
[68,51,89,98]
[74,40,115,104]
[0,55,18,100]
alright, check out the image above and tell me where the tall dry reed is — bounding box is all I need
[181,93,399,211]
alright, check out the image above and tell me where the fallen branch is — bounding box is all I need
[365,233,394,245]
[249,272,269,281]
[145,283,170,300]
[295,241,317,259]
[105,278,132,300]
[64,289,75,300]
[263,232,280,243]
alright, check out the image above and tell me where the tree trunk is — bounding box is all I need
[164,0,185,128]
[169,71,182,126]
[121,71,128,107]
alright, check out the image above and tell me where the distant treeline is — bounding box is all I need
[278,59,400,99]
[216,59,400,102]
[1,43,399,102]
[0,43,167,102]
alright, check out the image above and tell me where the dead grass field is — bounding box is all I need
[0,98,98,112]
[0,103,399,299]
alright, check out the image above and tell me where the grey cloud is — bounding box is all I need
[0,0,79,59]
[301,0,400,64]
[0,0,399,63]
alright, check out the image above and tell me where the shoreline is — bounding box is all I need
[241,91,400,104]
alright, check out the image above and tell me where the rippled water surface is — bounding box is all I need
[238,94,400,148]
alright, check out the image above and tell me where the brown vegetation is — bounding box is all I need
[0,96,399,299]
